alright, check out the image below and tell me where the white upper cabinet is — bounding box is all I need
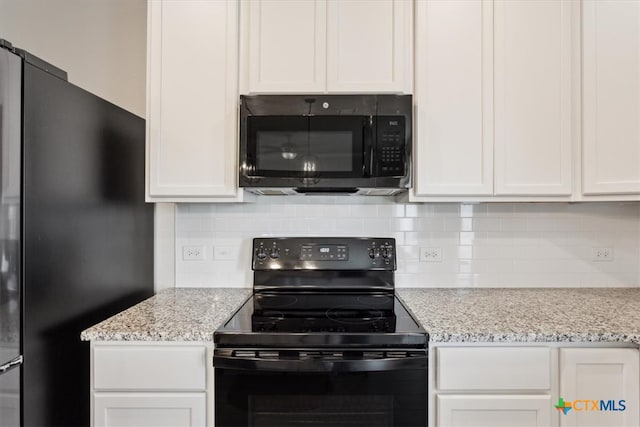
[240,0,412,94]
[241,0,326,93]
[146,0,242,202]
[414,0,493,196]
[414,0,575,200]
[326,0,412,93]
[493,0,573,196]
[582,0,640,195]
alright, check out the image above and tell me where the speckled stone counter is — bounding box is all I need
[82,287,640,345]
[397,288,640,344]
[80,288,251,342]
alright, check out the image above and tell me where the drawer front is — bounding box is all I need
[437,394,552,427]
[94,345,206,391]
[93,392,206,427]
[437,347,551,391]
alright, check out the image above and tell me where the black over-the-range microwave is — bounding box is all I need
[239,94,412,195]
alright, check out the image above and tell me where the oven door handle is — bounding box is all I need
[213,353,427,373]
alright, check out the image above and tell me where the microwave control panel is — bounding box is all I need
[376,116,406,177]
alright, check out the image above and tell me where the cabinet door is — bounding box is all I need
[494,0,573,196]
[414,0,493,196]
[560,348,639,427]
[94,393,206,427]
[583,0,640,195]
[326,0,412,93]
[241,0,326,93]
[147,0,240,201]
[438,395,552,427]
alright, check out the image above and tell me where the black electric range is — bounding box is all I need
[215,237,426,348]
[213,237,428,427]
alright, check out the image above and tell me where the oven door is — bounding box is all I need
[243,115,371,180]
[214,348,427,427]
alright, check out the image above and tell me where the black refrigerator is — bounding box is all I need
[0,40,154,426]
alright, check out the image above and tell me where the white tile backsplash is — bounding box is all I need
[175,198,640,288]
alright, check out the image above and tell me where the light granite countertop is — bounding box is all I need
[80,288,251,342]
[397,288,640,344]
[81,287,640,344]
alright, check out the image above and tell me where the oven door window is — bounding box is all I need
[215,369,426,427]
[247,116,367,178]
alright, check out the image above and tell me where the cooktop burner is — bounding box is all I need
[254,294,299,308]
[325,307,384,324]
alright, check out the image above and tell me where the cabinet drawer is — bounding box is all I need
[437,394,552,427]
[94,346,206,391]
[93,392,206,427]
[437,347,551,391]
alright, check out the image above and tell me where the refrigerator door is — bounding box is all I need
[22,56,154,426]
[0,360,20,427]
[0,46,22,368]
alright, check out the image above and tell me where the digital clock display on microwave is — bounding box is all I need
[300,244,348,261]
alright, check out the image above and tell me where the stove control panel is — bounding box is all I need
[252,237,396,270]
[301,244,348,261]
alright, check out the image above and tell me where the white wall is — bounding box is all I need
[175,199,640,288]
[0,0,147,117]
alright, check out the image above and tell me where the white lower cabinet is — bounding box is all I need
[93,393,206,427]
[560,348,639,427]
[433,346,640,427]
[434,346,553,427]
[91,342,212,427]
[437,347,551,391]
[438,395,552,427]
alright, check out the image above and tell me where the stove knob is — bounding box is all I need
[368,248,377,259]
[269,247,280,259]
[381,247,392,259]
[256,248,268,261]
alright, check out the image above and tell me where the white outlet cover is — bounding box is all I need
[591,247,614,262]
[182,245,206,261]
[420,247,442,263]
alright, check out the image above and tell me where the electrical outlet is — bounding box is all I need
[182,245,205,261]
[592,247,614,262]
[420,247,442,263]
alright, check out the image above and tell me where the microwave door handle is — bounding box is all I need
[364,116,374,176]
[213,353,427,373]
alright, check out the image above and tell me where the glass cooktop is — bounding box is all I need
[214,293,427,348]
